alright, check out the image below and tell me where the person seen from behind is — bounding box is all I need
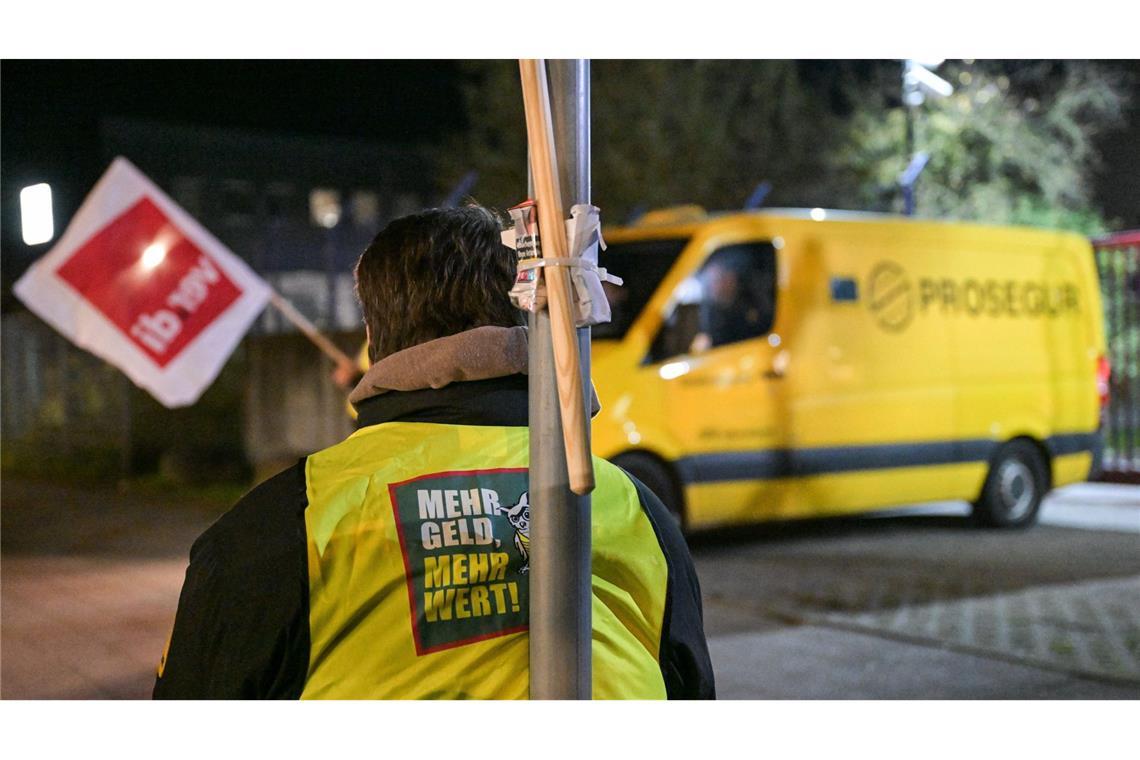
[154,205,715,699]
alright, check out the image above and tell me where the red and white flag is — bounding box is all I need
[14,157,271,408]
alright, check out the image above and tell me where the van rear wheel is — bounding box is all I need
[973,439,1048,528]
[612,452,685,530]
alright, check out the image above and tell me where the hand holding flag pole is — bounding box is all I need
[266,288,356,370]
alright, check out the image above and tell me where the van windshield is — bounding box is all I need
[594,237,689,340]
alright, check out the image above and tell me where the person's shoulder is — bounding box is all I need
[595,457,656,505]
[597,457,689,554]
[593,457,639,502]
[595,459,673,528]
[188,460,308,568]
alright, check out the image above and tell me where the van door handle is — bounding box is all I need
[764,367,785,379]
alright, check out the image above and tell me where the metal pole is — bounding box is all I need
[903,61,916,216]
[528,58,592,699]
[905,103,915,161]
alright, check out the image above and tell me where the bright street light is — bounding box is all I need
[905,60,955,102]
[20,183,54,246]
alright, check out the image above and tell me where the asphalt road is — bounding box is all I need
[695,484,1140,698]
[1,478,1137,699]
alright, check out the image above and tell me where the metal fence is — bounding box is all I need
[1093,231,1140,481]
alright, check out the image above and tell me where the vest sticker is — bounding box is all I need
[389,468,530,655]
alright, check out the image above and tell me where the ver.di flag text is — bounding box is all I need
[13,157,270,407]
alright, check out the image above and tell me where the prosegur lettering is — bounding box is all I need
[917,278,1079,318]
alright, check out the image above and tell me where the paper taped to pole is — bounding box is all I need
[13,156,271,408]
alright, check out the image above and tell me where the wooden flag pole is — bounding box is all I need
[267,288,355,369]
[519,59,595,496]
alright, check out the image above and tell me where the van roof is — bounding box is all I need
[607,205,1090,243]
[622,205,901,230]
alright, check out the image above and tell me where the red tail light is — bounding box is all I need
[1096,354,1112,409]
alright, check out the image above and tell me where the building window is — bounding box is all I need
[220,179,256,225]
[171,176,205,217]
[351,190,381,228]
[310,189,342,229]
[266,182,298,221]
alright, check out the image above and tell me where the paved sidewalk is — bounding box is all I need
[817,575,1140,684]
[709,624,1140,699]
[1039,483,1140,533]
[878,483,1140,534]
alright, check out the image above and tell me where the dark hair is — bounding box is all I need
[355,205,523,362]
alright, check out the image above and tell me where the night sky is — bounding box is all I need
[4,60,465,145]
[2,60,465,193]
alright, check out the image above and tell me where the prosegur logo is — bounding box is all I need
[865,260,1081,332]
[867,262,915,331]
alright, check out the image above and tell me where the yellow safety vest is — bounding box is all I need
[300,421,669,699]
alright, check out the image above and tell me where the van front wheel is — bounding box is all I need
[973,440,1048,528]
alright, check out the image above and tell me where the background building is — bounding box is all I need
[3,115,438,481]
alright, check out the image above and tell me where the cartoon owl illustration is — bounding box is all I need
[499,492,530,574]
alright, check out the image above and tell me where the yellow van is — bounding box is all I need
[592,207,1108,530]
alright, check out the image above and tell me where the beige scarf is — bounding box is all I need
[349,325,600,415]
